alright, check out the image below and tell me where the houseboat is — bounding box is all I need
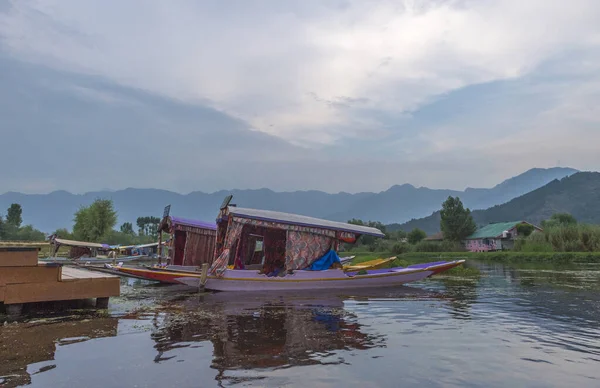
[170,197,464,291]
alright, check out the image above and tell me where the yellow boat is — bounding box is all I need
[343,256,396,272]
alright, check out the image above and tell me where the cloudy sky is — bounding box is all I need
[1,0,599,194]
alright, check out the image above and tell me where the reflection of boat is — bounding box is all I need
[343,256,396,271]
[149,292,387,377]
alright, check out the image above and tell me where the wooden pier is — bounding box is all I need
[1,247,120,316]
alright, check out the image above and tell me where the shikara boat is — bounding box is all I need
[102,212,218,283]
[154,212,216,267]
[40,255,147,265]
[40,237,163,264]
[342,256,396,272]
[168,198,465,292]
[105,264,192,284]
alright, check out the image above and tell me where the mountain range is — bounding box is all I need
[0,167,579,233]
[392,171,600,234]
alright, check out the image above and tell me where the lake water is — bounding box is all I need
[1,262,599,387]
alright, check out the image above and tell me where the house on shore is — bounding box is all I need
[464,221,542,252]
[424,232,444,241]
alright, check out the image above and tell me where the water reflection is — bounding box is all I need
[0,317,118,387]
[2,262,599,387]
[148,291,398,384]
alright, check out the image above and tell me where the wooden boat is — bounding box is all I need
[339,255,355,264]
[155,211,217,267]
[171,198,467,291]
[174,260,465,291]
[105,264,200,284]
[39,255,148,265]
[106,198,468,291]
[342,256,396,272]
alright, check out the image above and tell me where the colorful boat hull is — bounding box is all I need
[175,260,466,291]
[108,265,193,284]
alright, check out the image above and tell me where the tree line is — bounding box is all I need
[347,196,477,253]
[0,199,162,245]
[0,203,46,241]
[347,196,600,253]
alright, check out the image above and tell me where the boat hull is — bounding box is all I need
[40,255,149,265]
[109,266,191,284]
[176,260,465,292]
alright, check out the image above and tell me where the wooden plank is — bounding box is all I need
[0,266,61,285]
[4,278,120,304]
[61,266,118,281]
[0,286,5,302]
[0,249,39,267]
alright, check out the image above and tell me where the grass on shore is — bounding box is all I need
[346,250,600,264]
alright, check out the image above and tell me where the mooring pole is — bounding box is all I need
[200,263,208,291]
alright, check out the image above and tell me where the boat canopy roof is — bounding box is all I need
[51,238,110,249]
[114,242,165,249]
[162,216,217,231]
[226,207,385,238]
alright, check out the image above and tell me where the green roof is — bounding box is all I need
[467,221,525,240]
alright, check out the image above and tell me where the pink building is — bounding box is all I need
[464,221,542,252]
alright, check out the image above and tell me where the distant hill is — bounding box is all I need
[0,167,579,233]
[391,171,600,234]
[325,167,577,223]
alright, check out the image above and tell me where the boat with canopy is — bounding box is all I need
[40,236,163,264]
[106,208,218,281]
[170,196,465,291]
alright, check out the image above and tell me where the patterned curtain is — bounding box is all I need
[285,231,333,271]
[183,233,216,266]
[209,221,245,277]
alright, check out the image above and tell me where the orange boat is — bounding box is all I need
[107,264,200,284]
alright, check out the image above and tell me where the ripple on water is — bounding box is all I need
[1,262,599,387]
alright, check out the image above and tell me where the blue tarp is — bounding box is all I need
[309,250,341,271]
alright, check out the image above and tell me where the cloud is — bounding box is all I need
[2,0,599,146]
[0,0,599,194]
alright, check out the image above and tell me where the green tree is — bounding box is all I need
[394,230,408,240]
[120,222,135,235]
[10,225,46,241]
[407,228,427,244]
[440,196,477,242]
[73,199,117,242]
[0,215,5,239]
[52,228,74,239]
[136,216,161,237]
[6,203,23,228]
[541,213,577,228]
[516,223,535,237]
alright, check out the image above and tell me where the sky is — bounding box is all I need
[0,0,599,194]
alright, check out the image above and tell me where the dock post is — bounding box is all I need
[96,297,110,309]
[200,263,208,290]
